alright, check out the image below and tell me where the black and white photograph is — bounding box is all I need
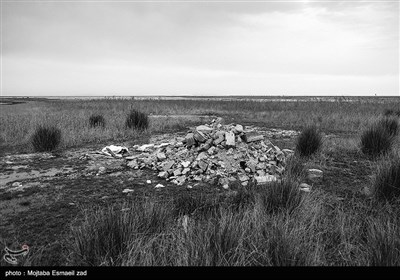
[0,0,399,271]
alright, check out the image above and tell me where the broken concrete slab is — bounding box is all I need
[243,132,264,143]
[225,131,235,147]
[161,160,175,171]
[254,175,277,185]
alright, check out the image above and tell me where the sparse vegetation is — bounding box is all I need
[295,126,322,157]
[372,156,400,201]
[360,123,393,158]
[3,96,400,267]
[67,184,400,266]
[89,114,105,128]
[31,125,61,152]
[125,109,149,131]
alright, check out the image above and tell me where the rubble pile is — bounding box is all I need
[126,118,294,188]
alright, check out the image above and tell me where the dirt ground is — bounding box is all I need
[0,124,373,266]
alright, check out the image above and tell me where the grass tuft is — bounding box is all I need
[31,125,61,152]
[360,123,393,158]
[295,126,322,157]
[372,156,400,201]
[89,114,105,128]
[125,109,149,131]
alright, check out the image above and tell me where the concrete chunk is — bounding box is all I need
[162,160,175,171]
[255,175,277,185]
[243,132,264,143]
[225,131,235,147]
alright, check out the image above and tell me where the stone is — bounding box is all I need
[299,183,311,190]
[181,161,191,168]
[173,169,182,176]
[239,174,249,182]
[256,170,266,176]
[156,152,166,160]
[125,155,139,160]
[196,152,208,161]
[207,146,217,155]
[234,124,244,133]
[198,160,208,172]
[193,175,202,181]
[193,130,207,143]
[146,180,152,184]
[12,182,22,187]
[225,131,235,146]
[158,171,169,178]
[175,176,186,185]
[175,142,184,148]
[247,160,258,173]
[196,125,214,133]
[299,183,311,192]
[184,133,196,147]
[162,160,175,171]
[307,169,323,182]
[213,136,224,145]
[243,132,264,143]
[255,175,277,185]
[256,162,266,170]
[182,168,191,175]
[155,184,165,188]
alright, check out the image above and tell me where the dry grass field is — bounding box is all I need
[1,96,400,266]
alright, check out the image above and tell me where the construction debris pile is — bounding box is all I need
[126,118,294,188]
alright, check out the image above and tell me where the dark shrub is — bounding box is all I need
[31,125,61,152]
[384,109,395,117]
[125,109,149,131]
[372,156,400,201]
[378,117,399,137]
[360,124,393,158]
[295,126,322,157]
[89,114,105,128]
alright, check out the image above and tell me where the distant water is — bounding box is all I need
[1,95,399,104]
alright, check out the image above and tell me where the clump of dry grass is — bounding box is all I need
[296,126,322,157]
[89,114,105,128]
[125,109,149,131]
[360,123,394,158]
[372,155,400,201]
[31,125,61,152]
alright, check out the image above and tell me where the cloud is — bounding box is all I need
[1,1,398,95]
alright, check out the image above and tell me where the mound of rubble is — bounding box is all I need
[124,118,294,189]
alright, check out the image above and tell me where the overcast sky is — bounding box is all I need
[1,0,399,96]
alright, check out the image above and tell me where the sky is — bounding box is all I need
[1,0,399,96]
